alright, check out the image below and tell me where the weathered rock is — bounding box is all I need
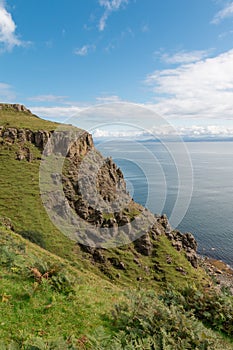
[115,213,130,226]
[16,147,33,162]
[75,199,89,220]
[151,225,162,237]
[3,128,18,143]
[108,257,126,270]
[79,244,95,255]
[172,240,183,252]
[158,214,172,233]
[185,251,198,269]
[176,266,187,275]
[0,103,31,113]
[0,127,94,161]
[166,255,173,264]
[164,228,198,268]
[134,233,153,256]
[133,258,141,266]
[17,129,27,142]
[182,232,197,251]
[93,249,106,264]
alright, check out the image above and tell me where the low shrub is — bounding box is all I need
[18,231,46,249]
[88,290,232,349]
[28,259,76,295]
[161,285,233,337]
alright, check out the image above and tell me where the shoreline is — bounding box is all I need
[198,255,233,294]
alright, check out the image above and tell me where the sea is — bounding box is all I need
[96,140,233,268]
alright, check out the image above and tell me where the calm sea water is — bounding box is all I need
[96,140,233,267]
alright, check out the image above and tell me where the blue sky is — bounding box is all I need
[1,0,233,138]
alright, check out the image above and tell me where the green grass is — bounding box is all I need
[0,108,232,348]
[0,228,123,346]
[1,228,232,349]
[0,109,59,131]
[90,235,209,291]
[0,142,75,261]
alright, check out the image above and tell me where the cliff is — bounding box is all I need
[1,104,233,349]
[0,105,198,275]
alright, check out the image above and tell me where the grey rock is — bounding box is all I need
[134,234,153,256]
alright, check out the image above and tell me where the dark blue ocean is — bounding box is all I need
[96,140,233,267]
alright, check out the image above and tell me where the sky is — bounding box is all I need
[1,0,233,138]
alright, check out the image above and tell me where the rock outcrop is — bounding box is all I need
[0,127,51,150]
[0,103,31,114]
[157,214,198,268]
[134,233,153,256]
[0,127,94,162]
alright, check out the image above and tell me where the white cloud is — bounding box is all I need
[0,1,24,51]
[91,124,233,139]
[28,95,68,103]
[30,97,233,140]
[179,125,233,137]
[98,0,129,31]
[152,124,233,138]
[146,49,233,121]
[212,2,233,24]
[74,44,96,56]
[157,50,212,65]
[92,128,144,138]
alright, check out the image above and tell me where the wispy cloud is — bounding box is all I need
[28,95,68,103]
[98,0,129,31]
[96,95,121,103]
[0,0,25,52]
[0,82,16,101]
[218,29,233,39]
[146,49,233,121]
[74,44,96,56]
[30,105,84,119]
[104,27,134,52]
[212,1,233,24]
[156,49,212,65]
[92,124,233,139]
[141,23,150,33]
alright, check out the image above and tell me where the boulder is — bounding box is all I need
[134,233,153,256]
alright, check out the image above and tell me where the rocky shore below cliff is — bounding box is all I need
[199,256,233,294]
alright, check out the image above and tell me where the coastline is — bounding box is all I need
[198,255,233,294]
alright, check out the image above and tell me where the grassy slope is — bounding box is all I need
[0,107,232,348]
[0,227,122,346]
[0,108,59,131]
[0,139,210,289]
[0,107,208,289]
[1,227,232,349]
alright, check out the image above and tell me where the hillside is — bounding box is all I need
[0,104,233,349]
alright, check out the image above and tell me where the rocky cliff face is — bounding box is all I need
[0,126,94,161]
[0,122,198,270]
